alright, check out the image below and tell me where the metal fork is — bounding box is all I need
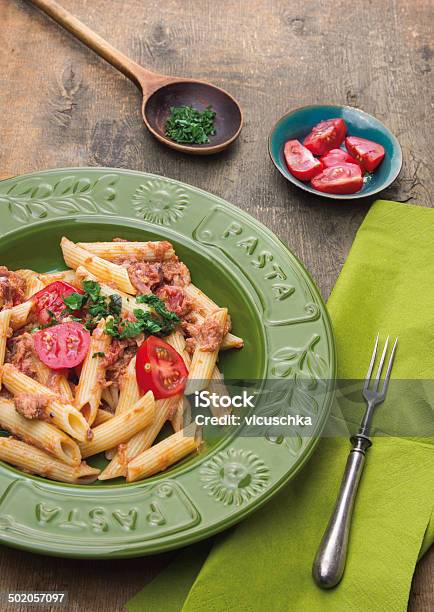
[312,335,398,589]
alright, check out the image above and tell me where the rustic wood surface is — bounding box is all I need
[0,0,432,610]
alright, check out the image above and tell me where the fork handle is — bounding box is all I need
[312,435,372,588]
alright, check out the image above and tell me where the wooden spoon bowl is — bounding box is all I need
[144,81,242,154]
[28,0,243,155]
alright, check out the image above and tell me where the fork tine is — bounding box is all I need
[363,333,379,391]
[373,336,389,392]
[380,337,398,399]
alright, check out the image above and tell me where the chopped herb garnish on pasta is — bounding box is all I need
[63,292,87,312]
[102,294,180,339]
[137,294,180,324]
[82,280,101,302]
[108,294,122,316]
[0,236,244,485]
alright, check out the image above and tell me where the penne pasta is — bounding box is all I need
[184,285,243,350]
[165,330,191,365]
[114,356,140,415]
[101,386,117,411]
[74,318,112,425]
[0,237,243,483]
[105,356,139,459]
[33,356,73,402]
[208,366,230,418]
[165,331,191,431]
[192,311,243,351]
[185,308,228,395]
[99,396,177,480]
[79,391,155,458]
[170,366,225,432]
[93,408,114,426]
[75,267,150,318]
[0,437,99,484]
[0,309,12,389]
[15,269,36,283]
[61,237,137,294]
[170,396,191,432]
[10,300,33,331]
[0,398,81,466]
[126,422,201,482]
[183,283,219,316]
[1,364,90,442]
[77,241,175,262]
[24,275,44,299]
[221,331,244,350]
[38,269,77,286]
[110,384,120,407]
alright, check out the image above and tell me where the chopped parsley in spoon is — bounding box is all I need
[165,105,216,144]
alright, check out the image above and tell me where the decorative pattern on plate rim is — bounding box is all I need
[132,178,189,225]
[0,174,119,223]
[271,334,328,384]
[263,334,328,454]
[200,448,269,506]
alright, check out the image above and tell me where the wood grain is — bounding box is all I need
[0,0,432,609]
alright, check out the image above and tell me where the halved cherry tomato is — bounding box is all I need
[33,281,83,325]
[320,148,364,173]
[345,137,385,172]
[304,119,347,156]
[33,321,90,370]
[311,163,363,195]
[136,336,188,399]
[284,140,323,181]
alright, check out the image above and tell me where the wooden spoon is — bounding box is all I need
[28,0,243,154]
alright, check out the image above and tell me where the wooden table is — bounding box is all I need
[0,0,432,609]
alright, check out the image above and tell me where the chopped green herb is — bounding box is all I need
[63,291,87,312]
[133,309,166,335]
[88,301,108,318]
[82,280,101,302]
[119,320,143,339]
[109,294,122,316]
[135,294,180,335]
[165,105,216,144]
[92,351,105,358]
[137,293,178,322]
[59,280,179,341]
[104,317,140,340]
[104,317,118,337]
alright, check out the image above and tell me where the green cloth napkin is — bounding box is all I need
[127,200,434,612]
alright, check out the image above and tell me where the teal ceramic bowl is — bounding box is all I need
[269,104,402,200]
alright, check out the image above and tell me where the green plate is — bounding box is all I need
[0,168,335,558]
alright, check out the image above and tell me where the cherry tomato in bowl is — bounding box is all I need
[304,119,347,156]
[33,321,90,370]
[311,163,363,195]
[283,140,323,181]
[269,104,402,199]
[33,281,83,325]
[136,336,188,400]
[345,136,385,172]
[320,148,364,173]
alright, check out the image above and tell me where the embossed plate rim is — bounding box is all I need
[0,167,336,558]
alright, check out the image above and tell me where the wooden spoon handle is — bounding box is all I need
[28,0,162,90]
